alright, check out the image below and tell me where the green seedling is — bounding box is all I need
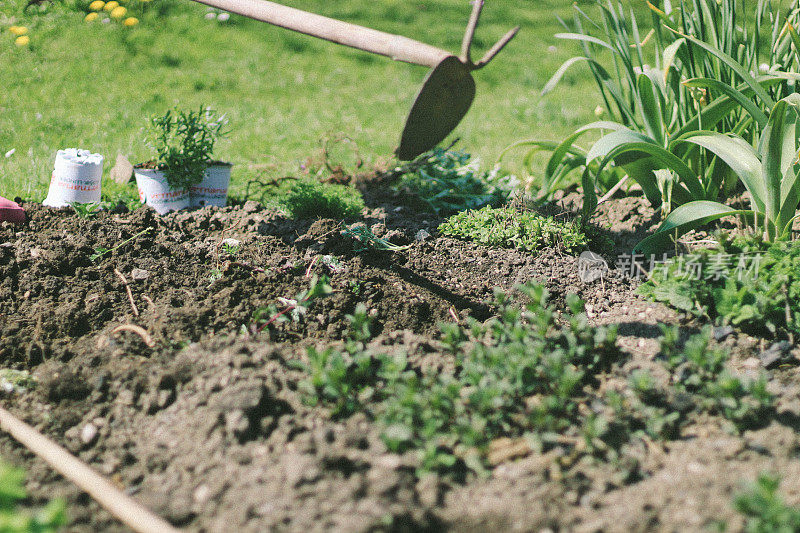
[347,280,364,296]
[645,326,774,431]
[297,282,621,478]
[253,275,332,332]
[221,242,240,256]
[0,369,36,394]
[71,202,101,219]
[296,303,406,418]
[90,227,152,262]
[0,460,66,532]
[208,268,223,283]
[342,226,411,252]
[734,474,800,532]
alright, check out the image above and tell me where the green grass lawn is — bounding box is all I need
[0,0,609,202]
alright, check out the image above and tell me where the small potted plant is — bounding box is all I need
[135,106,228,214]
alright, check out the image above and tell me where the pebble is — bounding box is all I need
[131,268,150,281]
[415,229,431,242]
[80,423,98,445]
[713,325,735,341]
[759,341,793,368]
[193,484,211,504]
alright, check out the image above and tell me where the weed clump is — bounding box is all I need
[269,180,365,220]
[734,474,800,532]
[639,236,800,337]
[438,205,587,254]
[397,148,513,215]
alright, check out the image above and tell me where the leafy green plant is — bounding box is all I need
[0,369,36,394]
[221,242,239,256]
[637,94,800,253]
[71,202,101,219]
[640,236,800,336]
[296,304,406,418]
[521,0,800,215]
[734,474,800,533]
[438,205,587,254]
[0,460,66,532]
[269,179,365,220]
[252,275,332,332]
[397,148,513,215]
[297,282,621,477]
[658,326,773,429]
[379,284,620,475]
[144,106,228,190]
[341,226,411,252]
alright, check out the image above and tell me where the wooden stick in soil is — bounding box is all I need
[0,407,180,533]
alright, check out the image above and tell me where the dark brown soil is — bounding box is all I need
[0,191,798,532]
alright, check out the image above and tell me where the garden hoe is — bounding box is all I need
[189,0,519,160]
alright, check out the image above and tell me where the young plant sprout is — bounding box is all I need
[90,227,152,262]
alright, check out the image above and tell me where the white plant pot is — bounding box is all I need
[43,149,103,208]
[134,169,189,215]
[190,163,231,208]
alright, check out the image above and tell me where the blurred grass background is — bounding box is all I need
[0,0,619,201]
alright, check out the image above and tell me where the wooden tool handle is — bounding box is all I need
[191,0,452,67]
[0,407,180,533]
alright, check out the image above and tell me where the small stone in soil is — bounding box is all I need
[759,341,794,368]
[415,229,431,242]
[713,325,735,341]
[81,423,98,445]
[131,268,150,281]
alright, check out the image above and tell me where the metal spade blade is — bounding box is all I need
[396,56,476,161]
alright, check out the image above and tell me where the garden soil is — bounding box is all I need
[1,188,799,532]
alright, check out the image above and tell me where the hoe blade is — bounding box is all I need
[396,56,476,161]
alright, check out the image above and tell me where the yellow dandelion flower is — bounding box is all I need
[9,26,28,36]
[15,35,30,47]
[110,6,126,18]
[123,16,139,26]
[89,0,105,10]
[8,26,19,34]
[103,1,118,11]
[85,12,99,21]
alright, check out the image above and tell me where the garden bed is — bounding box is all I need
[0,190,798,532]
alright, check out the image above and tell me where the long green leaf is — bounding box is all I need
[677,132,766,212]
[634,201,752,254]
[662,37,686,82]
[637,74,665,145]
[673,77,783,139]
[587,130,704,198]
[760,99,788,227]
[554,33,617,52]
[671,29,775,108]
[682,77,769,127]
[541,56,609,96]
